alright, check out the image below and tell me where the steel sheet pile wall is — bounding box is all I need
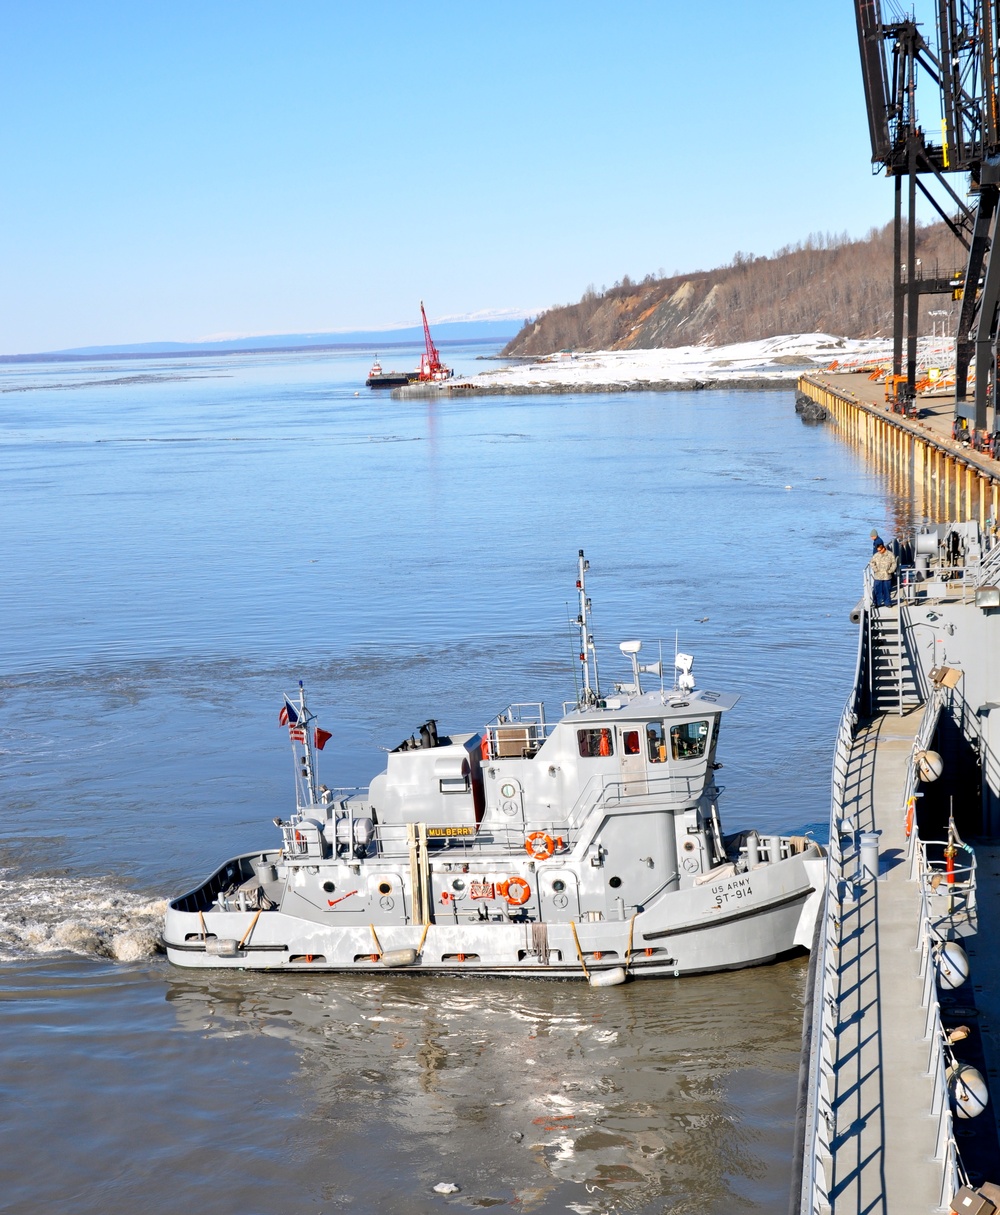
[799,375,999,525]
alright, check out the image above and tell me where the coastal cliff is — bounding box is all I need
[503,222,962,356]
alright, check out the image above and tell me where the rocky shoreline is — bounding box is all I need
[391,374,798,399]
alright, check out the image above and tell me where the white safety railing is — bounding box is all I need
[799,594,866,1213]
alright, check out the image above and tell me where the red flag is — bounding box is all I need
[314,727,332,751]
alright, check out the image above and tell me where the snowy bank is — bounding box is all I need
[466,333,955,393]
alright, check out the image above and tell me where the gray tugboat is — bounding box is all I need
[163,553,824,982]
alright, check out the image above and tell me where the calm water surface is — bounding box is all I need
[0,344,903,1212]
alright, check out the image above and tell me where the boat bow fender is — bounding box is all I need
[792,855,827,950]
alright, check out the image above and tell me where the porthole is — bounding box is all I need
[377,881,392,895]
[552,879,566,893]
[609,876,622,889]
[322,880,336,893]
[682,841,696,853]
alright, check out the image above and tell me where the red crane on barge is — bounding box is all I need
[417,301,453,382]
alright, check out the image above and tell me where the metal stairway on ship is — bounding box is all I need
[868,604,922,715]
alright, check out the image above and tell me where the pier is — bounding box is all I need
[798,373,1000,524]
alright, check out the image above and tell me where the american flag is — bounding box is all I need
[289,727,306,743]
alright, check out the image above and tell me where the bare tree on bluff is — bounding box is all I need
[504,223,964,356]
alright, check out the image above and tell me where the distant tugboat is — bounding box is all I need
[163,552,824,982]
[365,357,413,389]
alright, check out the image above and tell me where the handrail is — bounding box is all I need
[799,593,866,1213]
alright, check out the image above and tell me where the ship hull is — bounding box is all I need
[163,848,823,979]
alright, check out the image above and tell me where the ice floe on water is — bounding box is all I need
[0,868,164,962]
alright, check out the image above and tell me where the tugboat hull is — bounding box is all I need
[163,552,825,983]
[163,847,824,979]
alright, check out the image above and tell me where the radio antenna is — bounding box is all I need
[576,550,600,705]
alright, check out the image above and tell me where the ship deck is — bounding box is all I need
[825,705,943,1211]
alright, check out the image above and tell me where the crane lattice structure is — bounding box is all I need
[855,0,1000,431]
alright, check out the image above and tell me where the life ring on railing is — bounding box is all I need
[905,796,915,838]
[499,876,531,906]
[525,832,555,860]
[480,734,490,761]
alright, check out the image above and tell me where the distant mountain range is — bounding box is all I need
[2,318,526,363]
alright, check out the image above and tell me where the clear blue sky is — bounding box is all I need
[0,2,932,353]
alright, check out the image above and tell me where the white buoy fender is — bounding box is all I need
[205,938,239,956]
[948,1063,990,1118]
[588,966,627,988]
[936,941,970,990]
[916,749,944,782]
[380,948,418,968]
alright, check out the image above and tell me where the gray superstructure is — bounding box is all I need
[163,553,824,982]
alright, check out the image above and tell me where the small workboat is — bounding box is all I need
[163,553,824,982]
[365,357,413,389]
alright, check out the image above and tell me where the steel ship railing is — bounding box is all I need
[798,593,974,1211]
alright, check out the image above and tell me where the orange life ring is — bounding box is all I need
[499,876,531,906]
[905,797,915,838]
[525,831,555,860]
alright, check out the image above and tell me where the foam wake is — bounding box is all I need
[0,869,165,962]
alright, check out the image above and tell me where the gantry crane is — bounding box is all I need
[854,0,1000,432]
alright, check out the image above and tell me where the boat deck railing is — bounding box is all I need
[367,817,580,860]
[917,839,977,937]
[482,703,556,760]
[800,678,972,1213]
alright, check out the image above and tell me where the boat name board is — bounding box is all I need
[710,875,752,903]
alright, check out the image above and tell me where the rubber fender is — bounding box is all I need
[380,948,418,968]
[588,966,627,988]
[936,941,970,991]
[205,938,239,956]
[948,1063,989,1119]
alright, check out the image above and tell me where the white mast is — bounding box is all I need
[289,680,319,810]
[576,550,601,706]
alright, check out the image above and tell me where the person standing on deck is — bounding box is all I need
[870,528,884,553]
[870,543,897,608]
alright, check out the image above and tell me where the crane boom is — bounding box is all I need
[417,301,452,382]
[420,301,440,373]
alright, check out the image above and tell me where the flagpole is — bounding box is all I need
[296,680,318,809]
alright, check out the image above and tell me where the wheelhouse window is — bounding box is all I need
[670,719,710,760]
[578,728,613,758]
[646,722,667,763]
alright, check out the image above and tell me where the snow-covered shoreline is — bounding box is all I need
[465,333,955,393]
